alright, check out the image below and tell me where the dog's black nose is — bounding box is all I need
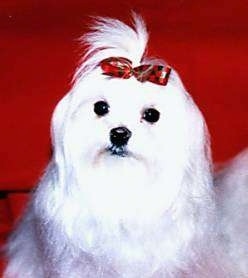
[110,127,132,146]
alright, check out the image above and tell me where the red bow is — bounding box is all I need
[100,57,171,86]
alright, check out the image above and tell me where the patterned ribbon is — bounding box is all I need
[100,57,171,86]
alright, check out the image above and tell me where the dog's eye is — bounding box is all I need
[142,108,160,123]
[94,101,109,116]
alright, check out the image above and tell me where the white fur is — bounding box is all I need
[215,148,248,276]
[4,14,248,278]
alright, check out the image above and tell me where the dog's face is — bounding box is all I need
[52,69,207,218]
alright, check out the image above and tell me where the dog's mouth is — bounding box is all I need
[92,145,131,166]
[107,145,129,157]
[93,144,150,172]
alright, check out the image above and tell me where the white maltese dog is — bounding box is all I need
[4,14,248,278]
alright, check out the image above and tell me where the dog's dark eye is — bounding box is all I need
[94,101,109,116]
[142,108,160,123]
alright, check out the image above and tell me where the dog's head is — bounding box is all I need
[49,14,212,218]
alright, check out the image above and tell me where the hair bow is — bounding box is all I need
[100,57,171,86]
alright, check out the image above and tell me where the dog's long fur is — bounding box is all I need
[4,14,248,278]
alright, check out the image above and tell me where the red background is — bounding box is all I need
[0,0,248,273]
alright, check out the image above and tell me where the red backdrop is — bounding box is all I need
[0,1,248,271]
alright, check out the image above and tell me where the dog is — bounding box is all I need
[4,13,248,277]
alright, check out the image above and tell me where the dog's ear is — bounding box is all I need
[168,69,213,185]
[51,93,72,149]
[31,93,75,214]
[50,93,73,186]
[184,96,214,194]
